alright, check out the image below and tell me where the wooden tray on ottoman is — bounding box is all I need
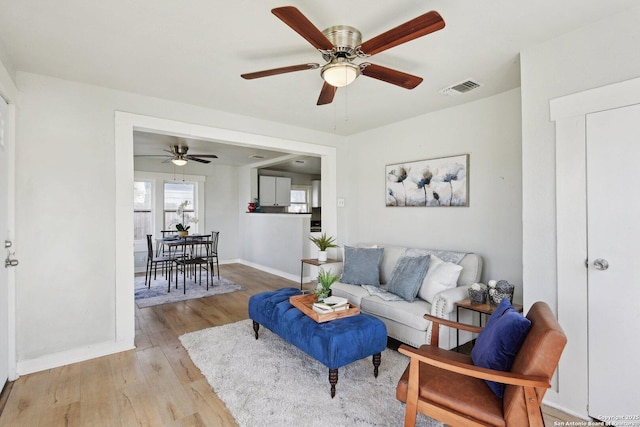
[289,293,360,323]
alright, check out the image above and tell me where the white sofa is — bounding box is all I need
[322,245,483,350]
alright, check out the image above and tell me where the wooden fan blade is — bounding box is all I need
[317,82,337,105]
[361,63,423,89]
[272,6,334,51]
[185,156,211,164]
[188,154,218,158]
[359,11,445,56]
[241,63,319,80]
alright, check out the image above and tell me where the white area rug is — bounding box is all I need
[180,319,442,427]
[135,274,244,308]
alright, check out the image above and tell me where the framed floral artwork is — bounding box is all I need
[386,154,469,207]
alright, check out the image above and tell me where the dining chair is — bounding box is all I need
[173,235,210,294]
[145,234,174,288]
[157,229,182,257]
[204,231,220,280]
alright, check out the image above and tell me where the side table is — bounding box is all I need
[300,258,339,290]
[455,299,523,350]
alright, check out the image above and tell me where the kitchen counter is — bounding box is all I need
[241,212,312,280]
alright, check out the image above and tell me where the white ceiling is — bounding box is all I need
[1,0,637,138]
[133,130,321,174]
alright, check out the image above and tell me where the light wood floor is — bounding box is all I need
[0,264,583,426]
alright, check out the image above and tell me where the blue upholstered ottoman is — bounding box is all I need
[248,287,387,397]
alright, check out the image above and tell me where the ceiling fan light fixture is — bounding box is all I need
[172,157,187,166]
[321,58,359,87]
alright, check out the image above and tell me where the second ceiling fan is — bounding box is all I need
[241,6,445,105]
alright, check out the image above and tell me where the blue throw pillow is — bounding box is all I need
[471,298,531,398]
[341,246,384,286]
[386,256,431,302]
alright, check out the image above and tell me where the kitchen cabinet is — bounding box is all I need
[259,176,291,206]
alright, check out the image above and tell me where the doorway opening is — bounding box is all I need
[115,112,338,344]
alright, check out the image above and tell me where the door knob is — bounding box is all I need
[593,258,609,271]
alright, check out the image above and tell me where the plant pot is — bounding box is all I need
[178,230,188,237]
[468,288,486,304]
[488,280,514,306]
[318,250,328,262]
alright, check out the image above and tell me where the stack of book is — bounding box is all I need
[312,296,350,314]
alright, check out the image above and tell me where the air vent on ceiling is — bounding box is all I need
[439,79,482,96]
[249,154,266,159]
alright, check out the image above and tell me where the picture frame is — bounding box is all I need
[386,154,469,207]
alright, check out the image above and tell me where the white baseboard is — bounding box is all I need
[543,390,590,420]
[237,259,300,284]
[17,340,135,376]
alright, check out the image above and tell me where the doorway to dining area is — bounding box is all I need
[117,111,339,344]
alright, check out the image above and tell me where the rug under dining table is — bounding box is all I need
[134,273,244,308]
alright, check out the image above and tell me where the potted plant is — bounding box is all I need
[314,269,340,300]
[176,223,190,237]
[309,233,337,262]
[175,200,198,237]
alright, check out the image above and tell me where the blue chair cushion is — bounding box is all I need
[471,297,531,398]
[249,288,387,370]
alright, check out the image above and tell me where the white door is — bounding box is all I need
[586,104,640,424]
[0,97,11,388]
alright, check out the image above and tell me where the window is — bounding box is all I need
[133,181,152,240]
[164,182,197,231]
[288,185,310,213]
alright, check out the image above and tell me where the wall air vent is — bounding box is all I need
[439,79,482,96]
[249,154,266,159]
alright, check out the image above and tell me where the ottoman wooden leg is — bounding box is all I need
[372,353,381,378]
[252,320,260,339]
[329,368,338,398]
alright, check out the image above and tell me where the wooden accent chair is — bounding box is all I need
[396,302,567,427]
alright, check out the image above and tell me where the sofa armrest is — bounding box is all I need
[319,261,343,277]
[430,285,472,317]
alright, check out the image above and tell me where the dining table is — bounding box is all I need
[156,234,212,257]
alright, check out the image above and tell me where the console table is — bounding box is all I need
[300,258,339,290]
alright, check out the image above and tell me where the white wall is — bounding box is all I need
[345,89,523,297]
[14,72,342,373]
[0,38,17,102]
[521,5,640,418]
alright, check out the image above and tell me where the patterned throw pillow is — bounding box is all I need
[386,256,431,302]
[340,246,384,286]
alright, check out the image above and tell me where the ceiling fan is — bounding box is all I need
[241,6,445,105]
[137,145,218,166]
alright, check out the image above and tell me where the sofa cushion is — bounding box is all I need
[378,246,409,284]
[341,246,384,286]
[471,298,532,398]
[360,296,432,331]
[386,255,431,302]
[331,282,371,306]
[418,255,463,303]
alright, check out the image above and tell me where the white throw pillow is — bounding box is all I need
[418,255,463,303]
